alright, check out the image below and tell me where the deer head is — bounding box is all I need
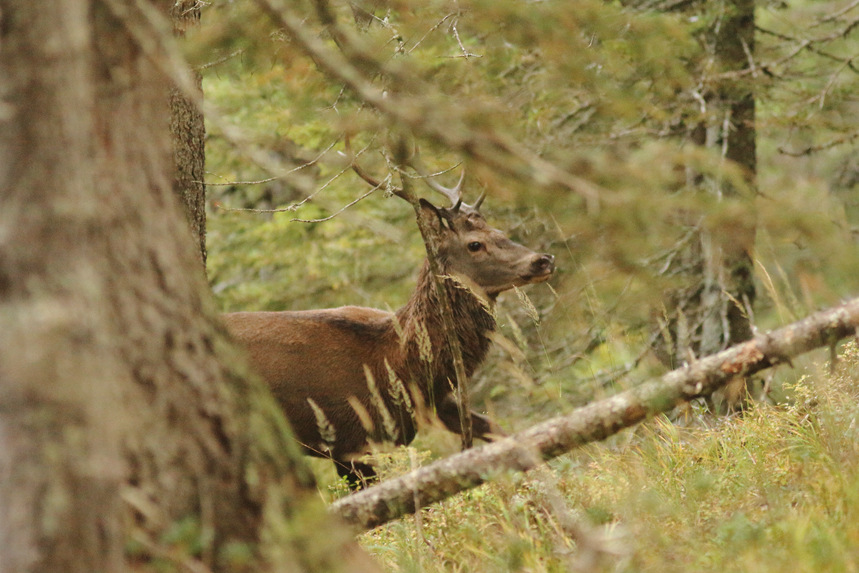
[346,144,555,297]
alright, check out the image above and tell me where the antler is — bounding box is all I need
[408,150,466,210]
[472,190,486,210]
[343,137,486,211]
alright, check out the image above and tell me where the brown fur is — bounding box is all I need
[223,202,554,486]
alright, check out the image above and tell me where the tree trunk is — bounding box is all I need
[170,0,207,266]
[656,0,757,412]
[0,1,378,571]
[707,0,757,410]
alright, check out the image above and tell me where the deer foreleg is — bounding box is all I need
[436,394,507,442]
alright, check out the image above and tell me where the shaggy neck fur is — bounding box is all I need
[394,260,497,399]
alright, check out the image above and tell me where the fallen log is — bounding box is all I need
[331,297,859,531]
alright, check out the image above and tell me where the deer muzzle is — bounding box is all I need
[522,254,555,283]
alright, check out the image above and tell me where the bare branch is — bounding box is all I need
[217,162,353,213]
[331,297,859,531]
[741,38,758,78]
[197,49,243,71]
[254,0,604,211]
[808,53,859,109]
[345,138,473,209]
[756,25,859,76]
[778,128,859,156]
[205,139,340,186]
[448,18,482,59]
[816,0,859,25]
[407,151,465,207]
[408,13,456,54]
[290,185,379,223]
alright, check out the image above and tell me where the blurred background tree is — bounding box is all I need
[196,0,859,463]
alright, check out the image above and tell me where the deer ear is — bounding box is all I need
[419,199,452,233]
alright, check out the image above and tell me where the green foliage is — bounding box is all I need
[201,0,859,330]
[199,0,859,460]
[207,203,420,311]
[197,0,859,566]
[360,343,859,571]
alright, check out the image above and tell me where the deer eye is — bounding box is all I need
[467,241,483,252]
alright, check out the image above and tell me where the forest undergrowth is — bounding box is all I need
[198,2,859,566]
[349,342,859,573]
[209,183,859,571]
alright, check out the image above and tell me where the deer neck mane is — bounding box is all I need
[395,260,497,382]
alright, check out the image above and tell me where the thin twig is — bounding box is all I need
[809,53,857,109]
[254,0,603,208]
[216,139,380,215]
[778,128,859,156]
[741,38,758,78]
[218,163,352,213]
[408,13,456,54]
[756,25,859,76]
[394,161,463,180]
[291,183,379,223]
[448,18,481,59]
[197,49,243,70]
[204,138,339,186]
[816,0,859,25]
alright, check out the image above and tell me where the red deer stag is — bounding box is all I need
[224,162,554,487]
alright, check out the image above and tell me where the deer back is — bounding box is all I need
[223,156,555,485]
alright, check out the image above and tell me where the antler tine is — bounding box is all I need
[473,190,486,211]
[408,151,465,209]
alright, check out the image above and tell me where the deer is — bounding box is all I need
[223,155,555,488]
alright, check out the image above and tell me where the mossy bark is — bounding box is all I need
[0,1,378,571]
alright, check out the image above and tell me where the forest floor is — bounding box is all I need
[312,343,859,573]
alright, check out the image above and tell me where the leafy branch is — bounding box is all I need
[255,0,605,211]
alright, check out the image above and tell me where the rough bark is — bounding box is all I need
[332,297,859,531]
[656,0,757,412]
[0,1,378,571]
[706,0,757,410]
[170,0,207,265]
[713,0,758,312]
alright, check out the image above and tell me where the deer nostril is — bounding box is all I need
[534,254,555,272]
